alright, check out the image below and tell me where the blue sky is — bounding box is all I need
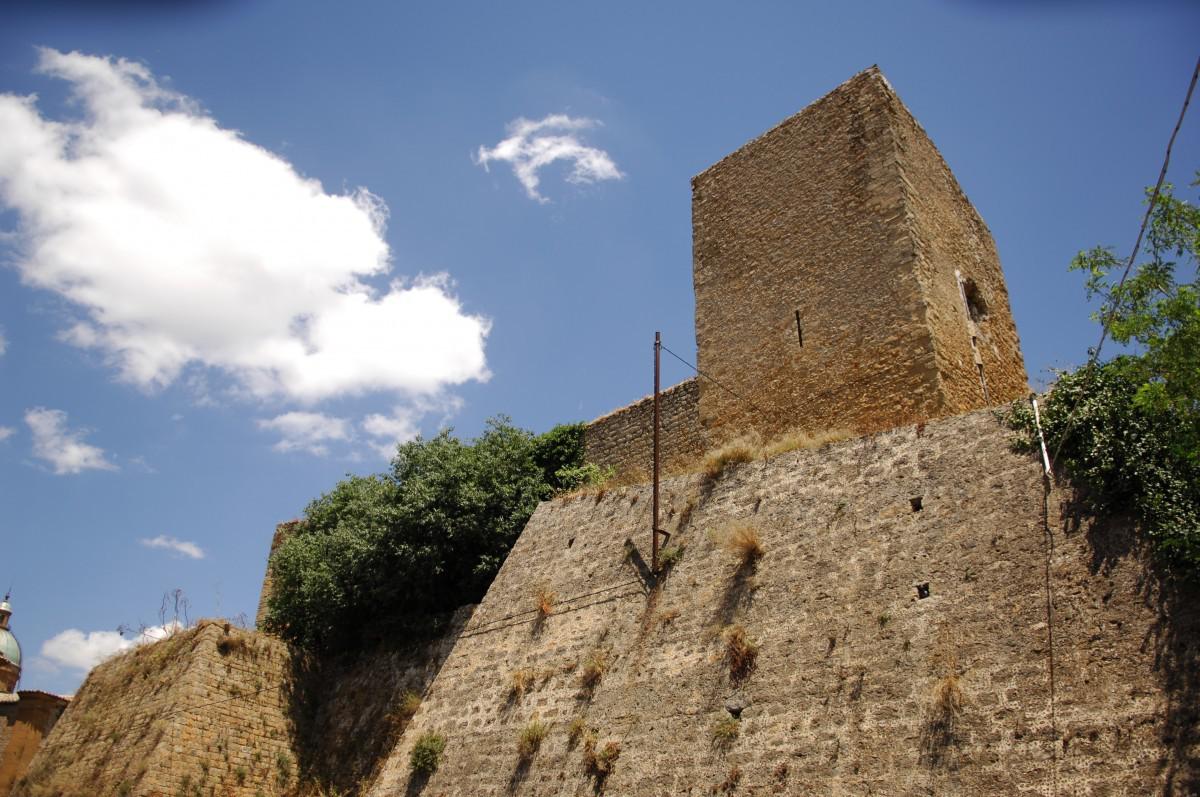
[0,1,1196,695]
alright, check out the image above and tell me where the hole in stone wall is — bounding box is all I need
[910,496,923,512]
[567,537,575,548]
[916,582,930,599]
[962,278,989,323]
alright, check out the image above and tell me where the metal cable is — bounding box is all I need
[1050,55,1200,465]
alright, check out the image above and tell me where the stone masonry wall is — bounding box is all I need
[888,85,1029,411]
[692,68,940,445]
[583,378,704,477]
[367,408,1197,796]
[16,622,295,797]
[291,605,474,794]
[257,520,301,630]
[0,693,68,797]
[691,68,1027,447]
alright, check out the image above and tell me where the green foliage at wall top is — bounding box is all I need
[264,418,586,651]
[1009,174,1199,575]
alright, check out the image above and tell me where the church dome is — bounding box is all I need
[0,627,17,669]
[0,596,21,692]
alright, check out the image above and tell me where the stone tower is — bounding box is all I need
[692,67,1028,444]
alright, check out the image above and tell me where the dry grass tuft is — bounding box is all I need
[717,765,742,793]
[397,690,422,720]
[710,716,740,749]
[920,673,965,767]
[582,734,621,776]
[567,716,588,749]
[535,587,556,618]
[215,635,250,656]
[702,435,760,480]
[760,427,855,458]
[722,523,763,564]
[509,668,537,698]
[723,625,760,684]
[516,719,548,761]
[577,650,609,694]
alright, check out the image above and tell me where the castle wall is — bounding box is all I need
[0,692,68,797]
[365,409,1197,796]
[692,69,942,445]
[256,520,301,630]
[583,377,704,477]
[689,68,1027,447]
[888,90,1029,409]
[16,622,294,797]
[291,605,473,793]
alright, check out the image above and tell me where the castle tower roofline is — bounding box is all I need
[691,65,893,183]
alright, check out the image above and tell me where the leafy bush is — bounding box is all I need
[409,731,446,775]
[264,418,586,651]
[1008,174,1199,576]
[1009,360,1200,570]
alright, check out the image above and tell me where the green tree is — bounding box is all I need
[1010,174,1200,573]
[264,418,586,651]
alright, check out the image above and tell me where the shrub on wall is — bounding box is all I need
[409,731,447,776]
[264,418,586,651]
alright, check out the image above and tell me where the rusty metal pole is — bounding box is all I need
[652,331,661,575]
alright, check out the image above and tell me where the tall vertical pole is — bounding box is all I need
[652,331,661,575]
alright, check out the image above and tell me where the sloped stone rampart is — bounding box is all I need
[367,408,1197,796]
[16,622,294,797]
[583,378,704,477]
[291,605,474,793]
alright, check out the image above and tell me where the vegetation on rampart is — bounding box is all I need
[264,418,588,651]
[1009,175,1199,574]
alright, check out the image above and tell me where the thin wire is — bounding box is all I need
[1051,55,1200,464]
[659,343,764,414]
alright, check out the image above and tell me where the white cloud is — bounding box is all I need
[0,427,13,443]
[139,534,205,559]
[0,327,7,356]
[40,629,129,671]
[0,49,489,408]
[362,406,422,458]
[476,114,623,202]
[25,407,116,474]
[258,410,351,455]
[40,622,180,672]
[361,395,462,458]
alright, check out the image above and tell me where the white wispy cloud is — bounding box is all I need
[39,622,180,672]
[0,327,7,356]
[25,407,116,474]
[476,113,623,202]
[361,395,462,458]
[0,427,14,443]
[361,406,422,458]
[139,535,205,560]
[0,49,490,416]
[258,410,351,455]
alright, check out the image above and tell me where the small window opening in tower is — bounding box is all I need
[794,309,803,346]
[962,278,989,323]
